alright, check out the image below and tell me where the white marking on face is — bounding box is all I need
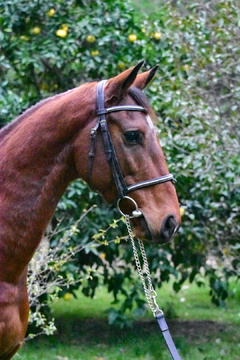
[146,115,155,131]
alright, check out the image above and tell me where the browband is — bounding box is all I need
[87,80,176,202]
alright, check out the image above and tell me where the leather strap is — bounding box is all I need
[156,313,182,360]
[126,174,176,194]
[87,79,176,202]
[99,118,128,198]
[96,80,128,198]
[87,121,100,183]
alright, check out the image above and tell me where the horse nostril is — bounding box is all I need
[160,215,179,240]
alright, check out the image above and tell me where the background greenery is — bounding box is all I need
[0,0,239,339]
[16,280,240,359]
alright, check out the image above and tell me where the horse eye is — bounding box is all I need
[124,131,141,143]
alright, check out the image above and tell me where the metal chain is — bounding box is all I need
[123,212,182,360]
[125,215,162,316]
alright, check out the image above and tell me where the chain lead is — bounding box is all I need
[124,215,182,360]
[125,215,161,316]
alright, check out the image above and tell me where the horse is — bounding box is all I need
[0,61,180,359]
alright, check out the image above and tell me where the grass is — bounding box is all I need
[15,280,240,360]
[51,279,240,325]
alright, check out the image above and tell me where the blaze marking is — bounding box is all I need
[146,115,155,131]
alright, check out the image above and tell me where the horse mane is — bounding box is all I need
[128,86,157,122]
[0,84,155,143]
[0,88,75,142]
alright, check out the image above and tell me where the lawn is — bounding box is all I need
[15,280,240,360]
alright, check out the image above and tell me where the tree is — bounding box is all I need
[1,0,239,335]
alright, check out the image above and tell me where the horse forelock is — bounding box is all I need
[128,86,157,123]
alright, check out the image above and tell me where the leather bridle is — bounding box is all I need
[87,80,176,217]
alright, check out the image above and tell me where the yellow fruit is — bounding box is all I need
[63,292,72,301]
[118,62,125,70]
[20,35,29,41]
[183,65,190,71]
[46,8,55,17]
[86,35,96,43]
[153,32,162,40]
[91,50,99,56]
[32,27,41,35]
[180,207,185,216]
[61,24,68,31]
[39,82,49,91]
[56,29,67,37]
[128,34,137,42]
[142,28,146,33]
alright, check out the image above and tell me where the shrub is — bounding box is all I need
[1,0,239,335]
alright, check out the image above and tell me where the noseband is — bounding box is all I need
[87,80,176,216]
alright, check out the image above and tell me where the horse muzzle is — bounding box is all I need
[132,213,180,244]
[117,196,180,244]
[159,214,180,242]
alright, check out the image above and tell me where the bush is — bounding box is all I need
[1,0,239,334]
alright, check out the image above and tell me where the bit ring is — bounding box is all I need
[117,196,142,218]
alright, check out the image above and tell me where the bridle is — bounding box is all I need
[87,80,176,217]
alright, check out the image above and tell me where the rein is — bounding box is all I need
[125,215,181,360]
[88,80,181,359]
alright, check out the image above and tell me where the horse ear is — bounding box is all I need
[132,65,159,90]
[104,60,145,105]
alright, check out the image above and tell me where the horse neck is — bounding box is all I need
[0,83,96,283]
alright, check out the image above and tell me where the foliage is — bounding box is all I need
[0,0,141,125]
[26,206,98,338]
[0,0,239,334]
[148,0,240,306]
[17,280,240,359]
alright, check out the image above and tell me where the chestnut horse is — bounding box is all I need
[0,62,180,359]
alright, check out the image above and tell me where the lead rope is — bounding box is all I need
[125,215,182,360]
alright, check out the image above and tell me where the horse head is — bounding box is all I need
[75,61,181,244]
